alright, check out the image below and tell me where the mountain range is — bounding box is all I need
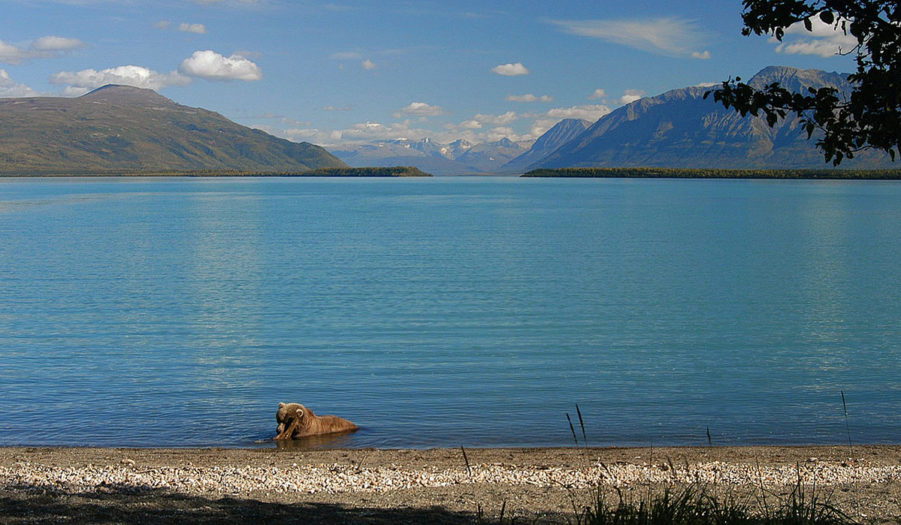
[330,136,534,175]
[532,66,892,170]
[330,118,591,175]
[336,66,894,173]
[1,67,894,176]
[0,85,346,174]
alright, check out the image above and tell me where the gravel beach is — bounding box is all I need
[2,445,900,523]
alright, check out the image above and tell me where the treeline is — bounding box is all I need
[298,166,432,177]
[522,167,901,180]
[1,166,433,178]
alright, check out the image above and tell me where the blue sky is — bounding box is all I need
[1,0,858,147]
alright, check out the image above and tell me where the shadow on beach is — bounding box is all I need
[0,485,482,525]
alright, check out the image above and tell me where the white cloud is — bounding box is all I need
[0,41,24,64]
[522,104,610,138]
[51,65,191,92]
[156,20,208,34]
[179,50,262,81]
[588,88,606,100]
[691,50,711,59]
[0,35,85,64]
[545,104,611,121]
[261,99,611,149]
[361,58,377,70]
[506,93,553,103]
[323,104,352,111]
[0,69,38,97]
[773,15,858,57]
[785,14,852,38]
[31,36,84,51]
[527,119,558,138]
[333,120,426,143]
[437,111,529,143]
[551,17,708,58]
[280,107,582,148]
[491,62,529,76]
[441,122,534,143]
[479,126,520,142]
[178,23,207,34]
[618,89,645,104]
[471,111,518,125]
[393,101,446,118]
[301,116,535,148]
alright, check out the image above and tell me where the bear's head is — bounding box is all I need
[276,402,309,435]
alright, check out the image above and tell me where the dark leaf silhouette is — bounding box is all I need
[708,0,900,165]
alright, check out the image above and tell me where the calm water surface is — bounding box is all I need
[0,177,899,448]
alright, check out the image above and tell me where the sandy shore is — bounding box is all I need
[2,445,900,523]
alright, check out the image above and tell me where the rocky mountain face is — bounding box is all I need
[0,85,347,174]
[531,66,894,170]
[500,119,590,173]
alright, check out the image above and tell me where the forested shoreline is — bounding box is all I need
[522,167,901,179]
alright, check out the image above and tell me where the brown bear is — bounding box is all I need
[274,402,358,440]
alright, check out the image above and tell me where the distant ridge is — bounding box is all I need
[0,85,347,174]
[529,66,894,170]
[331,136,531,175]
[453,137,526,172]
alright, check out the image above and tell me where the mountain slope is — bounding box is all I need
[501,118,590,173]
[533,66,894,170]
[0,85,346,173]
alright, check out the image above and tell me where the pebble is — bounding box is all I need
[2,460,898,497]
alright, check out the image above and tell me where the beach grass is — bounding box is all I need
[573,480,851,525]
[553,403,858,525]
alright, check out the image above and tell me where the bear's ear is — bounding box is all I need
[279,402,285,408]
[296,408,304,418]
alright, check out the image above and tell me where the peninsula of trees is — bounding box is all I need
[298,167,432,177]
[5,167,433,177]
[522,167,901,179]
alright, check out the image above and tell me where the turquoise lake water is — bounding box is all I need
[0,176,899,448]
